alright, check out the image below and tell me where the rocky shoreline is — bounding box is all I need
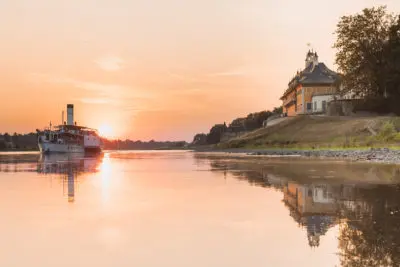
[194,147,400,164]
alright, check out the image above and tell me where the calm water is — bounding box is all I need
[0,151,399,267]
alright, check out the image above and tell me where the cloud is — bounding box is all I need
[166,71,187,80]
[208,70,248,77]
[165,71,200,83]
[169,88,204,95]
[45,76,153,98]
[207,65,263,77]
[75,98,113,104]
[68,79,129,95]
[31,73,154,107]
[94,56,124,71]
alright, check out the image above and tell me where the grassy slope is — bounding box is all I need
[217,115,400,149]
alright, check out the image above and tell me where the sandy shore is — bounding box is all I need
[193,147,400,164]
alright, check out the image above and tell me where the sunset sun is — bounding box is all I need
[98,124,114,138]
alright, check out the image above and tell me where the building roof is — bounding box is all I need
[54,124,98,131]
[280,52,340,100]
[299,62,339,85]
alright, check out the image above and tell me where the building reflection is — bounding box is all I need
[204,157,400,265]
[275,173,400,262]
[283,182,339,247]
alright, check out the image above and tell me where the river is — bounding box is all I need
[0,151,399,267]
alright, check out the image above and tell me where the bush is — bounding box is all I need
[254,141,263,147]
[394,133,400,142]
[366,121,399,146]
[366,136,375,146]
[342,135,358,148]
[377,121,397,141]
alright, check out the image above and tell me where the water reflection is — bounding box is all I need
[0,152,104,202]
[283,182,339,248]
[0,151,399,266]
[197,154,400,266]
[40,153,103,202]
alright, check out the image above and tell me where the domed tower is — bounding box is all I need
[306,215,334,248]
[307,233,320,247]
[305,50,319,68]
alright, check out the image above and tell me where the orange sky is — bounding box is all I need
[1,0,400,141]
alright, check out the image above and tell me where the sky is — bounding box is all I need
[1,0,400,141]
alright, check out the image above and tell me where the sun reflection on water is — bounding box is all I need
[99,153,112,207]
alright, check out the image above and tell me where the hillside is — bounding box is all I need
[217,115,400,149]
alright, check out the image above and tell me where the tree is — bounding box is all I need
[192,133,207,145]
[12,132,18,144]
[229,117,246,132]
[192,106,283,145]
[386,15,400,107]
[273,107,283,114]
[334,6,395,99]
[206,124,228,144]
[3,133,10,142]
[0,140,5,150]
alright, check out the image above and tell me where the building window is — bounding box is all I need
[314,101,317,111]
[307,103,312,111]
[322,101,327,111]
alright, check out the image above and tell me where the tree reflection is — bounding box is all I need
[201,155,400,264]
[339,186,400,267]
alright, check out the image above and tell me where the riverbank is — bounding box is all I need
[192,147,400,165]
[216,116,400,149]
[188,115,400,164]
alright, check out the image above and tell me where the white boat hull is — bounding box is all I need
[39,142,84,153]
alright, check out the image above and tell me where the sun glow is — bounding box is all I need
[98,124,114,138]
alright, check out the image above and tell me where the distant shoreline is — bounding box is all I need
[0,148,38,152]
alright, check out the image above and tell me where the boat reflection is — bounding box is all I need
[37,153,102,174]
[37,153,104,202]
[0,152,104,203]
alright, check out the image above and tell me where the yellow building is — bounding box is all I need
[280,51,340,116]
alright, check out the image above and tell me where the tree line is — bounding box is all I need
[0,133,37,150]
[192,107,283,145]
[101,138,188,150]
[335,6,400,113]
[0,132,188,151]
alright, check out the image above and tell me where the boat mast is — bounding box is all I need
[49,121,52,140]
